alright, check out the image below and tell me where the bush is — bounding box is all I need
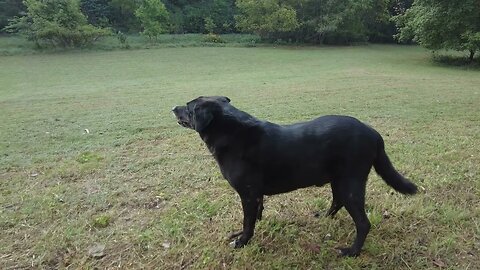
[203,33,225,43]
[4,0,110,48]
[35,24,111,47]
[235,0,299,39]
[135,0,169,42]
[204,16,215,34]
[116,30,130,48]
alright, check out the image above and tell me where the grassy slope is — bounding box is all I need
[0,45,479,269]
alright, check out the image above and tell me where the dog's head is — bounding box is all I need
[172,96,231,132]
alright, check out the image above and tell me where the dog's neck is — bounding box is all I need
[199,106,262,155]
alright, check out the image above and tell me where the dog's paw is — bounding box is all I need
[337,247,360,257]
[229,239,246,249]
[227,231,243,240]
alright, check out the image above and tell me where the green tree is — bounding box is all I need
[80,0,112,26]
[295,0,390,44]
[4,0,110,47]
[163,0,236,34]
[235,0,299,39]
[110,0,141,32]
[208,0,236,33]
[366,0,413,43]
[394,0,480,61]
[204,16,215,34]
[0,0,25,30]
[135,0,169,42]
[235,0,390,44]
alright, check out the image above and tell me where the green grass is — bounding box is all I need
[0,44,479,269]
[0,33,261,56]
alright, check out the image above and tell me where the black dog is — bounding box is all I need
[172,96,417,257]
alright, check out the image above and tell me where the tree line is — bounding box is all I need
[1,0,412,42]
[1,0,478,60]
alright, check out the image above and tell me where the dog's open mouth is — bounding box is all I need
[177,120,190,128]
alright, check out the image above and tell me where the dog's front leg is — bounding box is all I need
[230,196,263,241]
[232,195,260,248]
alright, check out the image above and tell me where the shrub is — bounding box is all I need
[135,0,169,42]
[203,33,225,43]
[204,16,215,34]
[4,0,110,48]
[116,30,130,48]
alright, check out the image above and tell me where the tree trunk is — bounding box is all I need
[468,50,475,62]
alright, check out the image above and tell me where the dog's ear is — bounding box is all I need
[193,103,214,132]
[219,96,231,103]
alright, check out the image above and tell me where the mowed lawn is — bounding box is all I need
[0,45,479,269]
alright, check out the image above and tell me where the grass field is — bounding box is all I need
[0,34,261,56]
[1,44,479,269]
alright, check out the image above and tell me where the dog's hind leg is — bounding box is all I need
[337,177,371,257]
[314,181,343,218]
[325,181,343,218]
[256,196,264,221]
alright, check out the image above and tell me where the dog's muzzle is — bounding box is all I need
[172,106,190,128]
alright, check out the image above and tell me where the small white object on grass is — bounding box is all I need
[88,243,105,258]
[229,240,237,248]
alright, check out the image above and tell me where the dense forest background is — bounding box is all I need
[1,0,478,60]
[0,0,413,44]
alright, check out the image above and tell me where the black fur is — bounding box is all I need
[172,96,417,257]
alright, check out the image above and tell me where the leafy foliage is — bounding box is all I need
[135,0,169,42]
[116,30,130,48]
[235,0,299,39]
[164,0,236,34]
[302,0,390,44]
[394,0,480,61]
[110,0,141,32]
[4,0,473,50]
[235,0,391,44]
[0,0,25,30]
[202,33,225,43]
[204,16,216,34]
[80,0,113,27]
[4,0,110,47]
[365,0,414,43]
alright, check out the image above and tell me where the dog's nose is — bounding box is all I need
[172,106,178,112]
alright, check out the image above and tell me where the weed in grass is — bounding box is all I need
[92,215,111,228]
[76,151,103,164]
[137,229,155,251]
[367,210,383,228]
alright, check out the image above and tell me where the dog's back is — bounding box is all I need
[251,115,381,194]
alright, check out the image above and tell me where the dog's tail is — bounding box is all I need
[373,138,417,195]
